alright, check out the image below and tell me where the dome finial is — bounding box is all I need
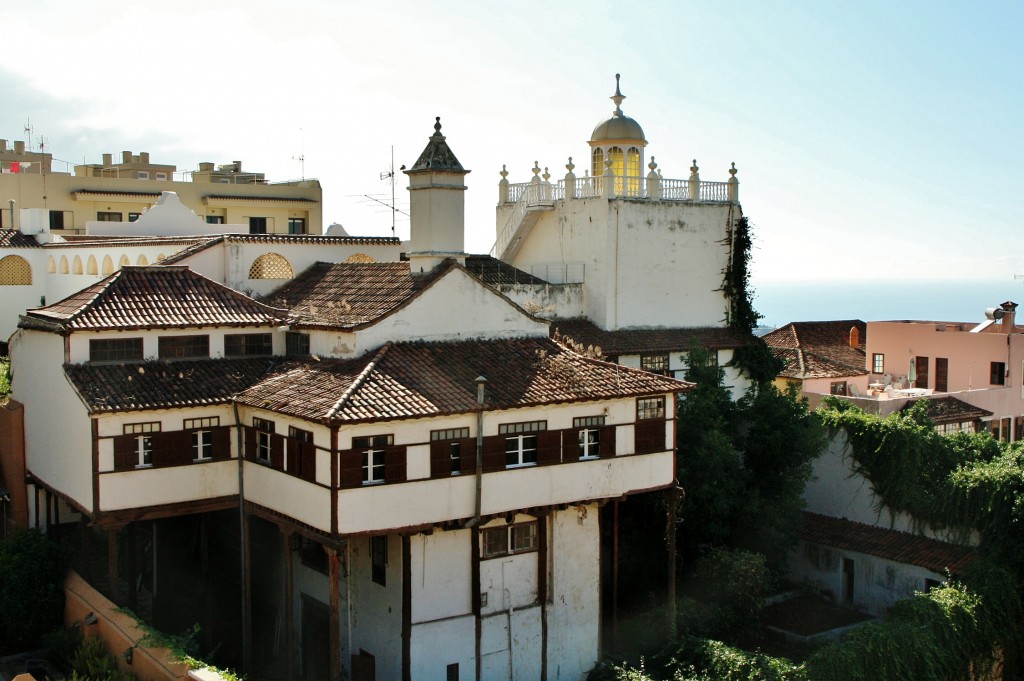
[611,73,625,116]
[433,116,443,136]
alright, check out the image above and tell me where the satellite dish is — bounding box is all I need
[985,307,1005,321]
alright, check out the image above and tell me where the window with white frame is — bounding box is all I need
[124,421,160,468]
[253,417,274,463]
[355,435,392,484]
[185,417,219,460]
[499,421,545,468]
[873,353,884,373]
[574,415,606,459]
[481,521,538,559]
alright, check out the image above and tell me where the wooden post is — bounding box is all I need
[128,523,138,612]
[107,527,120,604]
[613,499,620,651]
[402,536,411,681]
[327,545,342,681]
[283,530,295,681]
[666,486,679,640]
[243,513,252,672]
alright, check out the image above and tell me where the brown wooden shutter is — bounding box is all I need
[482,435,506,472]
[635,420,665,454]
[537,430,561,466]
[300,441,316,482]
[599,425,617,459]
[384,446,407,483]
[113,435,135,471]
[338,449,362,488]
[150,432,175,468]
[270,433,285,470]
[243,426,256,461]
[429,441,448,478]
[170,430,194,466]
[286,437,299,474]
[460,437,477,474]
[563,429,580,461]
[211,426,231,461]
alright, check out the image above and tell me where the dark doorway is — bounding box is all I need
[842,558,855,603]
[301,595,330,681]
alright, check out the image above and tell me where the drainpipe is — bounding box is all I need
[466,376,487,528]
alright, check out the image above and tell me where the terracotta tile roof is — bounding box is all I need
[262,261,448,328]
[20,266,287,332]
[0,230,42,248]
[46,235,210,249]
[465,254,549,285]
[159,234,401,265]
[801,512,974,575]
[765,320,867,379]
[71,190,161,199]
[899,396,992,425]
[65,358,271,413]
[238,337,690,424]
[204,194,318,204]
[551,319,750,356]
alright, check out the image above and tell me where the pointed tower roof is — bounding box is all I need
[590,74,646,145]
[408,117,466,173]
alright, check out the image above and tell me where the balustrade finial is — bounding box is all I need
[542,167,551,182]
[729,162,737,178]
[566,157,575,173]
[532,162,540,176]
[648,157,658,172]
[499,164,509,180]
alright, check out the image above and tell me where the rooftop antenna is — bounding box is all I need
[23,119,33,151]
[379,146,397,236]
[292,127,305,180]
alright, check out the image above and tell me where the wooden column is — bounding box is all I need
[326,545,342,681]
[127,523,138,612]
[402,535,411,681]
[665,486,679,640]
[538,514,548,681]
[242,513,252,671]
[282,530,295,681]
[107,526,121,604]
[613,499,620,651]
[471,527,481,681]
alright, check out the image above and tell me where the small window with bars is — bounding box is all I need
[158,335,210,359]
[286,332,310,356]
[253,417,275,463]
[482,521,538,559]
[641,354,670,375]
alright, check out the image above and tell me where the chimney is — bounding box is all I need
[403,117,469,275]
[0,140,7,152]
[198,162,214,172]
[102,153,113,166]
[1001,301,1017,333]
[140,152,150,164]
[14,141,25,154]
[122,151,132,164]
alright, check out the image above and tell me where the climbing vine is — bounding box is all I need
[721,215,782,384]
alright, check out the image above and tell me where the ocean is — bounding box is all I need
[751,279,1023,330]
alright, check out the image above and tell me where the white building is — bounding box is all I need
[7,118,690,681]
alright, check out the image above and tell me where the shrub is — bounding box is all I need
[0,529,70,651]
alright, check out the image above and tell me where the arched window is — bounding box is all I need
[86,256,98,275]
[608,147,624,179]
[59,256,69,274]
[101,255,114,275]
[136,254,149,266]
[47,256,56,273]
[248,253,294,280]
[592,148,604,179]
[73,256,83,275]
[625,147,641,195]
[0,255,32,285]
[119,254,131,268]
[156,253,166,262]
[344,253,376,264]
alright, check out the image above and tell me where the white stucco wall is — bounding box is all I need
[353,268,549,353]
[509,198,735,331]
[789,540,946,617]
[348,534,403,680]
[68,326,284,364]
[10,329,94,511]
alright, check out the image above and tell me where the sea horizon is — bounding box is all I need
[751,278,1022,330]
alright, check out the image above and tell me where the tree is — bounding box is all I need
[0,529,70,651]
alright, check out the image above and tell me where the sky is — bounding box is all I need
[2,0,1022,288]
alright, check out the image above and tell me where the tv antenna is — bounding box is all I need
[292,127,305,180]
[378,146,399,236]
